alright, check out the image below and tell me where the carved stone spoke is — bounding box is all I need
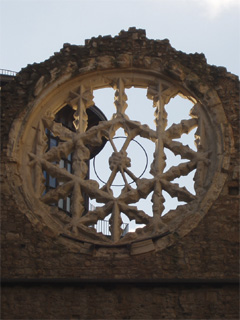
[119,203,151,225]
[79,202,113,226]
[165,118,198,140]
[109,202,122,242]
[149,83,168,218]
[160,179,196,203]
[29,153,73,182]
[71,182,85,220]
[42,117,75,141]
[43,140,74,163]
[152,180,165,217]
[164,139,198,161]
[41,181,74,204]
[66,86,94,219]
[124,168,138,183]
[114,78,128,115]
[104,166,118,191]
[163,161,197,181]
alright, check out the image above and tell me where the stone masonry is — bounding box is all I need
[1,28,239,319]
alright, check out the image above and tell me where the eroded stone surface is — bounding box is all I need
[2,31,235,252]
[1,31,239,320]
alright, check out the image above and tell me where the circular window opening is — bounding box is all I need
[9,70,229,249]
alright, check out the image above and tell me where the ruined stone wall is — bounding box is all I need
[1,28,239,319]
[1,283,238,319]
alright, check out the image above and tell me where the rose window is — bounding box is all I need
[22,70,221,248]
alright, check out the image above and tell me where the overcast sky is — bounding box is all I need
[0,0,239,76]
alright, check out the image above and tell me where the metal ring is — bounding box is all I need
[93,136,148,187]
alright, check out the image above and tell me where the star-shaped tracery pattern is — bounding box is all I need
[28,77,209,243]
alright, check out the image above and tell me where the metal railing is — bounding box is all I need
[89,204,129,236]
[0,69,17,76]
[91,219,129,237]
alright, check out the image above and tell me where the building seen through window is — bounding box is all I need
[44,104,107,216]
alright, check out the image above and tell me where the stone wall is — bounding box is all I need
[1,283,238,319]
[1,28,239,319]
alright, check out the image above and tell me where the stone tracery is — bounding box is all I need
[3,29,235,256]
[28,74,210,244]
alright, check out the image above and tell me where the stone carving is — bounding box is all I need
[5,29,233,253]
[26,73,216,245]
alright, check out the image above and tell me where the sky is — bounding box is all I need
[1,0,239,232]
[0,0,239,76]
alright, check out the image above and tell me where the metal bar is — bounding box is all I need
[0,69,17,76]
